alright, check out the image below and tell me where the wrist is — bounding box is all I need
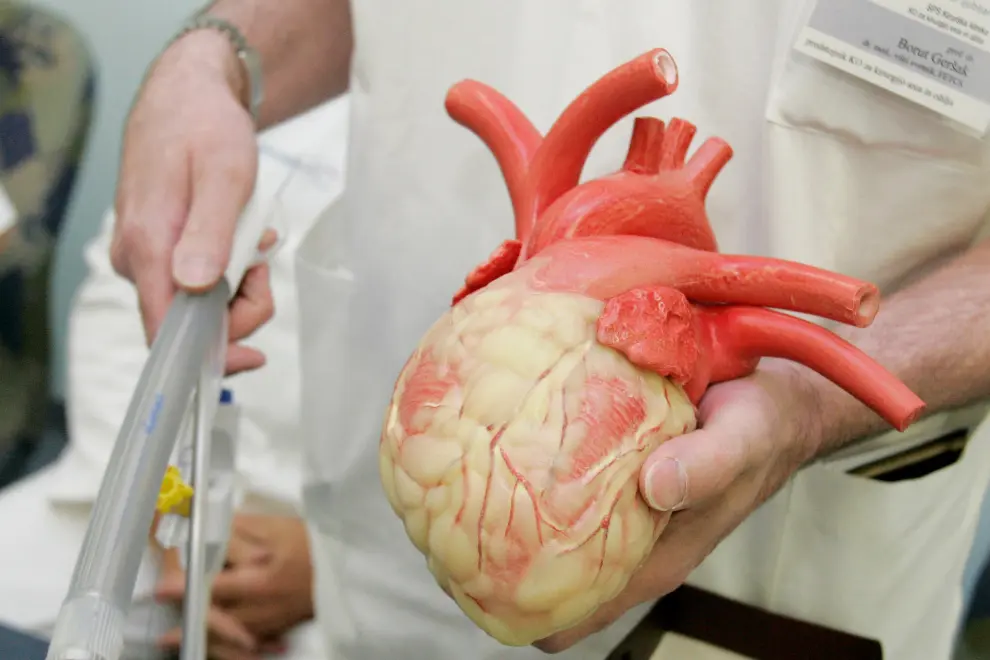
[757,359,831,465]
[157,27,251,114]
[787,361,885,461]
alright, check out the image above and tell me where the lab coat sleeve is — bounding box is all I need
[58,210,150,497]
[0,183,15,235]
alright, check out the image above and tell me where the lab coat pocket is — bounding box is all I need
[767,45,987,160]
[771,421,990,660]
[762,24,990,287]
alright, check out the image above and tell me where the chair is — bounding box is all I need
[0,3,96,488]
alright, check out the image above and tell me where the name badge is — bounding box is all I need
[794,0,990,134]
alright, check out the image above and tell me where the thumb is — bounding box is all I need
[172,132,257,291]
[638,419,749,513]
[640,379,769,512]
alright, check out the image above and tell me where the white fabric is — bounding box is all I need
[294,1,990,659]
[0,97,351,659]
[0,183,15,236]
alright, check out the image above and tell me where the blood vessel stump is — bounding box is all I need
[379,49,926,647]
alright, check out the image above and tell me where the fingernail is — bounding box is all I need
[174,255,219,288]
[645,458,687,511]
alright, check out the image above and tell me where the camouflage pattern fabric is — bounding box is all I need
[0,3,95,467]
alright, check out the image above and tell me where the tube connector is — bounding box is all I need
[46,593,124,660]
[157,466,194,518]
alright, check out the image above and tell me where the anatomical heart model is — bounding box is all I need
[379,49,925,646]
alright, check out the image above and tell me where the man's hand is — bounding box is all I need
[210,514,316,638]
[111,0,352,375]
[535,362,822,653]
[532,236,990,653]
[155,542,271,660]
[112,30,272,375]
[155,513,314,656]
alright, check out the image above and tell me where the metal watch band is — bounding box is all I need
[169,13,264,122]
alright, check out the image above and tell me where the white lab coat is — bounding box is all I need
[0,97,351,659]
[295,2,990,659]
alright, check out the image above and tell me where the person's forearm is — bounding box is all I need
[195,0,352,129]
[806,238,990,455]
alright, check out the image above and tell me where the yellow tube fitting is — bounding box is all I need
[157,465,194,517]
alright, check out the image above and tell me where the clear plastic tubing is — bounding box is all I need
[46,283,230,660]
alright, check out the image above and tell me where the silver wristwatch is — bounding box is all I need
[168,12,264,122]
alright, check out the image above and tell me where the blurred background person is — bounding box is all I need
[0,0,94,490]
